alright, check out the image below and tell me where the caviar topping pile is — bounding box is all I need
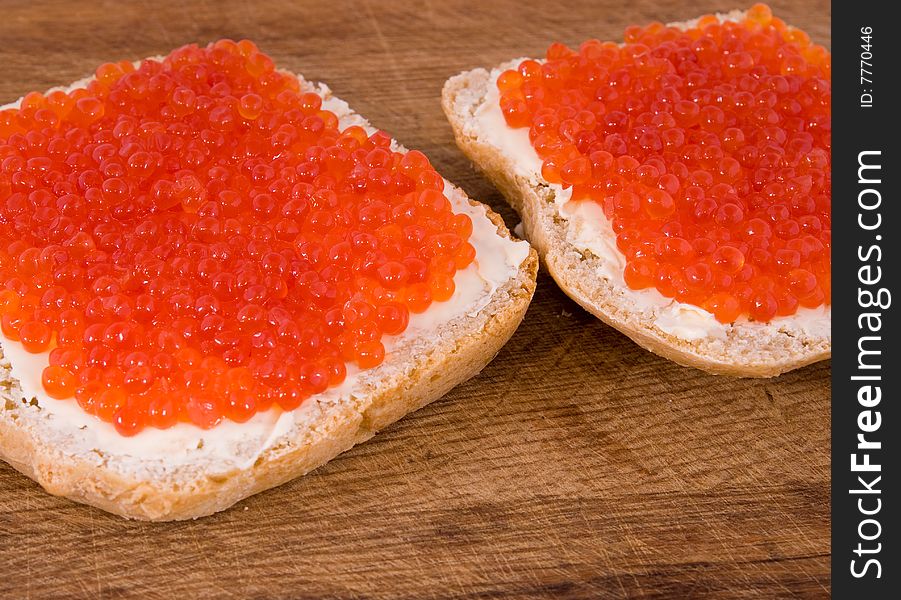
[496,4,830,324]
[0,40,475,435]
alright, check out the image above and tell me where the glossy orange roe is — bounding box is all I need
[0,40,475,436]
[497,4,830,324]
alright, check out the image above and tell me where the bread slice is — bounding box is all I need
[441,9,830,378]
[0,66,538,521]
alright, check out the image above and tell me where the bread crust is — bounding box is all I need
[440,14,830,378]
[0,77,538,521]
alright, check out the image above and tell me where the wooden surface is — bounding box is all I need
[0,1,831,598]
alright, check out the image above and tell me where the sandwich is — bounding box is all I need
[0,40,537,519]
[442,4,830,376]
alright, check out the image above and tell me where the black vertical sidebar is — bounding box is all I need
[832,1,897,597]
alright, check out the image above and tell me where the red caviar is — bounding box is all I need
[497,3,830,323]
[0,40,474,436]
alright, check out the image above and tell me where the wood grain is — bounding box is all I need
[0,0,830,597]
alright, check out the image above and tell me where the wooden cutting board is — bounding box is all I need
[0,0,831,597]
